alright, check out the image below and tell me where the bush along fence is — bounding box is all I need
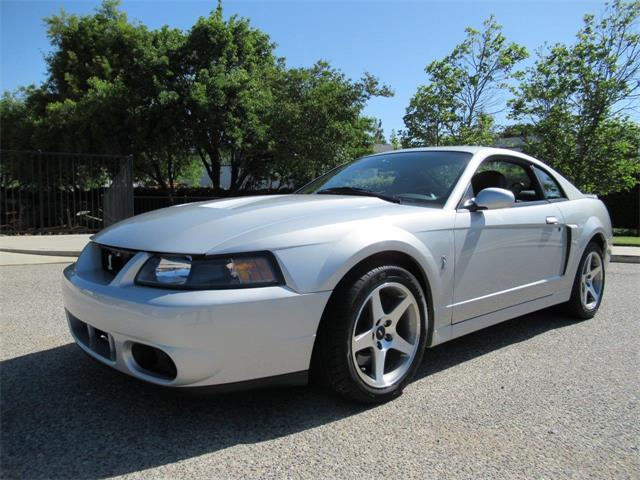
[134,190,215,215]
[132,187,294,215]
[601,183,640,235]
[0,150,133,234]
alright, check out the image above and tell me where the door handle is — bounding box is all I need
[546,216,559,224]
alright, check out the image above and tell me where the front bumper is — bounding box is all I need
[62,244,331,388]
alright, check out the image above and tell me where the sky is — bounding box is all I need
[1,0,609,138]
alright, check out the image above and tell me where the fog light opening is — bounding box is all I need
[130,343,177,380]
[68,313,89,346]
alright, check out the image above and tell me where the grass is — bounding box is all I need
[613,236,640,247]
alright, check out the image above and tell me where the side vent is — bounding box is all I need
[562,226,575,275]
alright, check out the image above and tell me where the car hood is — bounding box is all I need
[92,194,422,254]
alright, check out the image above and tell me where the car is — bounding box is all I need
[62,146,612,403]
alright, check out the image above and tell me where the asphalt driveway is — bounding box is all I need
[1,262,638,479]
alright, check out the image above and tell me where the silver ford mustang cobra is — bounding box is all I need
[63,147,612,403]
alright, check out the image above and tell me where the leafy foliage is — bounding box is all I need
[268,63,392,186]
[179,4,279,192]
[0,0,390,196]
[510,0,640,195]
[389,130,401,150]
[4,0,638,199]
[402,16,528,147]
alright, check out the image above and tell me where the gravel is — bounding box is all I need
[1,262,638,479]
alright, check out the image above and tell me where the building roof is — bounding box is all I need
[373,143,394,153]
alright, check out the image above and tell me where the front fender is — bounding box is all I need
[317,227,439,293]
[273,220,456,346]
[274,224,440,295]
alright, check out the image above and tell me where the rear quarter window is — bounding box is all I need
[533,166,565,200]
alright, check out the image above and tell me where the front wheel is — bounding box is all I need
[313,265,428,403]
[564,242,605,319]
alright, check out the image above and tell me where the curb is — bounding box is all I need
[0,248,81,257]
[610,254,640,264]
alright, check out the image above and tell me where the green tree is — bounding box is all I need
[402,15,528,147]
[510,0,640,195]
[179,5,392,192]
[389,130,401,150]
[0,90,39,150]
[373,119,386,144]
[178,3,278,193]
[268,63,393,186]
[29,0,198,197]
[2,0,392,195]
[126,25,199,196]
[41,0,145,153]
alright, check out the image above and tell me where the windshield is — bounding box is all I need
[298,151,472,206]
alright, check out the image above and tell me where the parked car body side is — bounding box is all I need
[271,148,613,347]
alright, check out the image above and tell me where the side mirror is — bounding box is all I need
[464,187,515,211]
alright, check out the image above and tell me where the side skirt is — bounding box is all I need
[178,370,309,396]
[429,293,565,347]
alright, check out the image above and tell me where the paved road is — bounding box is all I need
[1,263,638,479]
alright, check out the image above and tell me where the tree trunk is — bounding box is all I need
[149,157,175,204]
[166,154,176,203]
[201,146,221,193]
[230,163,239,193]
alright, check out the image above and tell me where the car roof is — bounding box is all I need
[370,146,501,156]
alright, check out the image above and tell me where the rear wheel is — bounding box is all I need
[313,264,427,403]
[564,242,605,319]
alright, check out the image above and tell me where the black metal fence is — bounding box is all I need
[2,149,636,235]
[0,150,133,234]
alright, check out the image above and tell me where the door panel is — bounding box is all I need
[452,203,566,323]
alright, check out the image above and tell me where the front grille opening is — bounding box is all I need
[131,343,177,380]
[100,246,136,277]
[67,312,116,362]
[90,327,115,361]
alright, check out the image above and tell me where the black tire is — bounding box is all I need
[563,241,605,319]
[312,264,428,404]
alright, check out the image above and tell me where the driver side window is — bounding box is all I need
[472,158,543,203]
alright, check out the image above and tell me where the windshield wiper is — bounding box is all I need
[316,186,401,204]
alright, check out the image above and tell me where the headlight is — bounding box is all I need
[135,252,284,290]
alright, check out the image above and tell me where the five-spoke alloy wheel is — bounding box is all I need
[313,264,428,403]
[351,282,421,388]
[565,241,606,319]
[580,251,603,311]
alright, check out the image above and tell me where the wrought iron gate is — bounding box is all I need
[0,150,133,234]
